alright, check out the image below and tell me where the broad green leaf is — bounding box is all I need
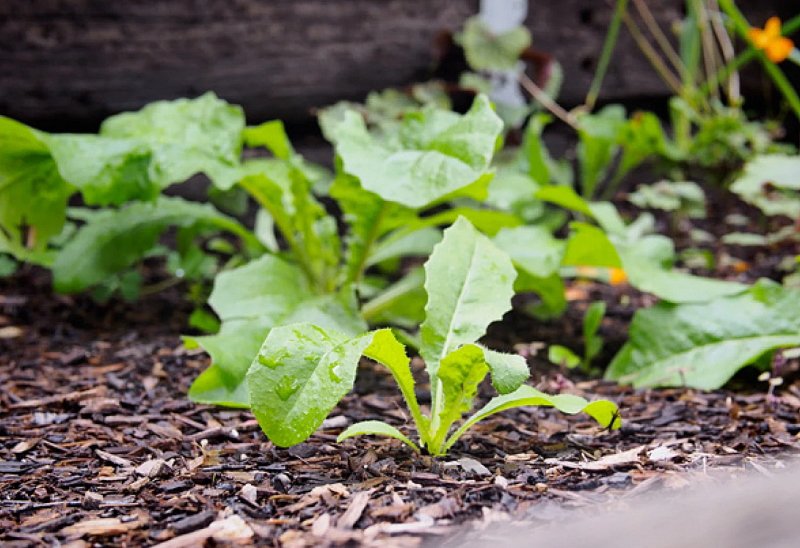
[243,120,294,159]
[479,347,530,394]
[247,324,372,447]
[486,169,545,222]
[187,256,366,407]
[0,117,70,251]
[563,222,622,268]
[206,254,310,321]
[444,385,621,453]
[42,134,156,206]
[548,345,581,368]
[100,92,244,189]
[455,16,532,71]
[621,256,748,303]
[328,95,503,208]
[730,154,800,218]
[432,344,490,450]
[493,226,565,279]
[337,420,420,452]
[52,196,242,293]
[419,217,517,377]
[606,281,800,389]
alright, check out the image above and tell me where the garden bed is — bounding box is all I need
[2,265,799,547]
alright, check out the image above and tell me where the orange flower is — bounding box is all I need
[608,267,628,286]
[748,17,794,63]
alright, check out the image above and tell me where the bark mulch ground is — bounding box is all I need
[1,266,800,547]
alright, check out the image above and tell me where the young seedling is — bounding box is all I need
[246,218,621,456]
[548,301,606,374]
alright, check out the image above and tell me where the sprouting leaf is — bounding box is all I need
[327,95,503,208]
[434,345,490,446]
[455,16,532,71]
[548,345,581,368]
[479,347,529,394]
[419,217,517,377]
[100,92,244,190]
[362,329,425,432]
[583,301,606,366]
[577,105,626,197]
[337,420,420,452]
[247,324,372,447]
[52,196,246,293]
[730,154,800,218]
[606,280,800,389]
[444,385,621,453]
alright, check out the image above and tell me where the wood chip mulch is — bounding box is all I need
[1,272,799,547]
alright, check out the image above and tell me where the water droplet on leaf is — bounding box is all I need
[275,376,300,401]
[258,354,280,369]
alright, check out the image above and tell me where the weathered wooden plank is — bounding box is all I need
[0,0,791,129]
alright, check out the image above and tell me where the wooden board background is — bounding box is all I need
[1,0,794,130]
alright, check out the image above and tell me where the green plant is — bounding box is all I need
[246,218,621,456]
[607,280,800,388]
[548,301,607,373]
[584,0,796,182]
[188,93,526,406]
[0,93,259,299]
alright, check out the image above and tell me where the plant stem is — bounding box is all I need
[632,0,686,78]
[239,178,320,290]
[585,0,629,111]
[519,73,579,129]
[361,268,424,323]
[622,11,684,94]
[346,201,388,286]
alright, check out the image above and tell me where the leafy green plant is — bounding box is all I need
[188,94,523,406]
[548,302,607,373]
[245,218,621,455]
[607,280,800,389]
[0,93,257,299]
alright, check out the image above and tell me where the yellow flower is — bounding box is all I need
[748,17,794,63]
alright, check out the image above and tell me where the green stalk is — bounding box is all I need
[585,0,629,110]
[239,178,320,290]
[346,201,388,286]
[360,268,424,323]
[718,0,800,121]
